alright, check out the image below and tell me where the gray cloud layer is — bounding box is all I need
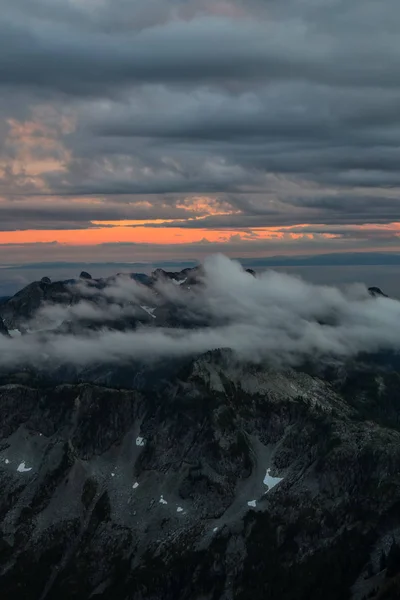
[1,0,400,258]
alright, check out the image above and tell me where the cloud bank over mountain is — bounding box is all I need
[1,255,400,369]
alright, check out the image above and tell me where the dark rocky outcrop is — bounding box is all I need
[0,280,73,330]
[79,271,92,280]
[368,286,388,298]
[0,318,9,337]
[1,353,400,599]
[152,266,202,285]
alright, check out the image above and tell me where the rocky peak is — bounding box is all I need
[79,271,92,280]
[0,280,72,330]
[40,277,51,284]
[151,268,175,280]
[151,266,202,287]
[368,286,388,298]
[0,317,9,337]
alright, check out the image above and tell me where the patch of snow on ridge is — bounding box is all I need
[263,468,283,492]
[132,482,139,489]
[17,462,32,473]
[140,306,156,319]
[159,495,168,505]
[136,436,146,446]
[9,329,22,337]
[247,500,256,508]
[172,278,187,286]
[177,506,183,513]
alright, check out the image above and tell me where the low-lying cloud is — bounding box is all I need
[1,254,400,370]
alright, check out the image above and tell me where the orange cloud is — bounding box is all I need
[4,222,400,261]
[0,109,74,195]
[1,226,262,246]
[0,223,350,246]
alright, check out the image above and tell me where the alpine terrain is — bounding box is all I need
[0,258,400,600]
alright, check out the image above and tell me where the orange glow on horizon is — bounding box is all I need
[0,226,274,246]
[0,224,323,246]
[2,222,400,248]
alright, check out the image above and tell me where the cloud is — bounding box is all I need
[3,1,400,95]
[0,198,207,231]
[2,0,400,256]
[2,255,400,370]
[68,274,156,304]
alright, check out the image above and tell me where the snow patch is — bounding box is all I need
[111,472,115,477]
[177,506,183,513]
[172,278,187,286]
[159,495,168,505]
[247,500,256,508]
[263,468,283,491]
[140,305,156,319]
[132,482,139,489]
[4,459,10,465]
[17,462,32,473]
[136,436,146,446]
[9,329,22,337]
[213,527,218,533]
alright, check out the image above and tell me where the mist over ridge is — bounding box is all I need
[0,254,399,370]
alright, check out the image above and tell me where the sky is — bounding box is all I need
[2,0,400,269]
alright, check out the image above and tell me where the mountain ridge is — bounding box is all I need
[0,261,400,599]
[0,350,400,599]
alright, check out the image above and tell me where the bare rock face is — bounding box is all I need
[0,318,9,337]
[0,353,400,600]
[0,280,73,330]
[368,286,388,298]
[151,266,202,286]
[79,271,92,280]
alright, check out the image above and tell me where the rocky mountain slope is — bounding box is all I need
[0,266,257,335]
[1,268,400,599]
[0,350,400,600]
[0,317,9,337]
[0,267,203,334]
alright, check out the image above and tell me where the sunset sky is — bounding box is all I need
[2,0,400,268]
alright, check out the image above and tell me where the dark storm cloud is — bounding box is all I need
[126,194,400,229]
[38,171,256,197]
[2,0,400,246]
[3,0,400,95]
[0,199,203,231]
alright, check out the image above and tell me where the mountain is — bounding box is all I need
[368,287,389,298]
[0,279,74,331]
[0,266,203,334]
[0,317,9,337]
[0,351,400,599]
[0,268,400,599]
